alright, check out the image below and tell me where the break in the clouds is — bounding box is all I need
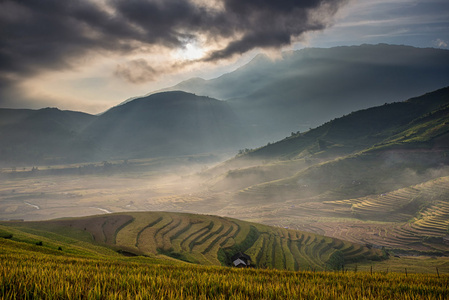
[0,0,347,86]
[305,0,449,49]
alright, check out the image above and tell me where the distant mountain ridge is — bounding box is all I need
[161,44,449,142]
[2,44,449,166]
[81,91,246,158]
[0,92,246,166]
[0,108,97,165]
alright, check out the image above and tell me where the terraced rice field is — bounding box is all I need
[1,212,383,270]
[283,176,449,252]
[323,176,449,219]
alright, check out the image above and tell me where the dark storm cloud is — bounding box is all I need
[0,0,347,88]
[204,0,339,61]
[0,0,139,77]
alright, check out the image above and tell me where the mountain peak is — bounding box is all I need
[82,90,245,159]
[128,91,219,107]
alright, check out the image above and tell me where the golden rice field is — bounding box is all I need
[1,238,448,300]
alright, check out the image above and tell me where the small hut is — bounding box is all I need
[231,252,251,267]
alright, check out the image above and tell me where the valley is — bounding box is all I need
[2,0,449,296]
[2,87,449,268]
[1,46,449,280]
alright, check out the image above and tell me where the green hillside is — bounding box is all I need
[0,211,383,271]
[207,87,449,201]
[242,86,449,159]
[201,87,449,254]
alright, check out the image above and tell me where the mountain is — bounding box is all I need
[81,91,246,159]
[0,108,97,166]
[161,44,449,143]
[2,45,449,166]
[242,85,449,160]
[0,92,247,165]
[201,87,449,253]
[158,53,275,101]
[207,87,449,195]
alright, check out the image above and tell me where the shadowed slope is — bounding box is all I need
[83,91,246,159]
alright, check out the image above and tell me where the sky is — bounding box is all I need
[1,0,448,114]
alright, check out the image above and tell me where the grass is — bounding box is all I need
[346,255,449,274]
[1,237,448,299]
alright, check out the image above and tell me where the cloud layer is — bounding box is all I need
[0,0,347,87]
